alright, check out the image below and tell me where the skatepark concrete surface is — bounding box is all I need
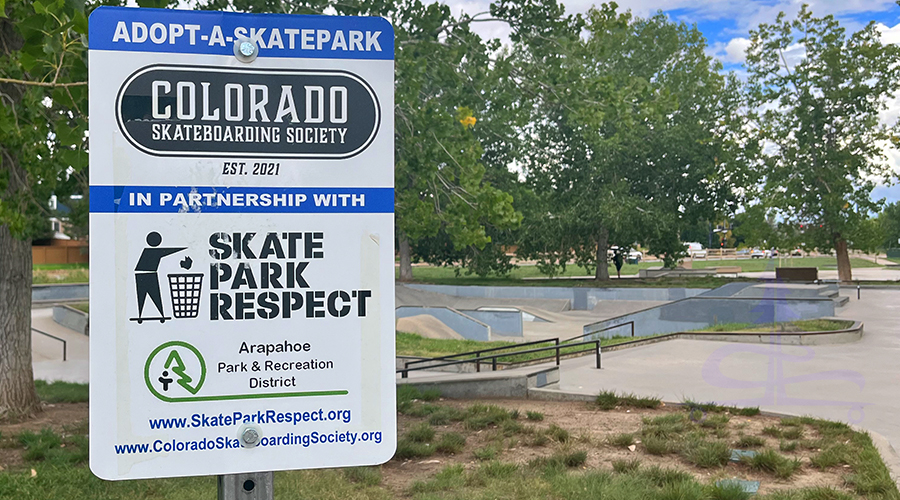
[525,289,900,460]
[396,284,666,341]
[31,307,88,383]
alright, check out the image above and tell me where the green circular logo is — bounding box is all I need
[144,341,206,402]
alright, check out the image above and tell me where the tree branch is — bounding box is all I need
[0,77,86,88]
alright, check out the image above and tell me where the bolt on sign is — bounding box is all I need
[88,7,395,480]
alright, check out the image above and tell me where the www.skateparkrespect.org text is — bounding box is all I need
[207,231,372,321]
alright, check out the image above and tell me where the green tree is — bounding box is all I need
[501,2,751,278]
[200,0,522,280]
[879,202,900,250]
[0,0,90,415]
[745,5,900,281]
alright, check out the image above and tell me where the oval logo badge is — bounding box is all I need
[116,65,380,159]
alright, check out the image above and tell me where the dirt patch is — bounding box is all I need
[0,399,863,498]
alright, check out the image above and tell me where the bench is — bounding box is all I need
[776,267,818,282]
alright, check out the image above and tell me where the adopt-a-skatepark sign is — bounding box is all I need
[88,7,395,480]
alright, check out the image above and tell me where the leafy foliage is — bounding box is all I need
[746,6,900,279]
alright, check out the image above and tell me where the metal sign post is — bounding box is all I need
[88,6,396,485]
[218,472,274,500]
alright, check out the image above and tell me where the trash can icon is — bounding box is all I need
[167,273,203,318]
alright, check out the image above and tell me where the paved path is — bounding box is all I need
[31,307,89,383]
[552,289,900,449]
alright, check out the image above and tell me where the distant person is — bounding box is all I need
[135,232,186,319]
[613,251,624,278]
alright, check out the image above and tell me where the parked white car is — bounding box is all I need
[684,242,706,259]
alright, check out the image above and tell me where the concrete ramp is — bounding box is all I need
[396,314,465,340]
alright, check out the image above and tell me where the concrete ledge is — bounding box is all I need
[599,319,863,352]
[397,366,559,399]
[52,305,89,336]
[32,283,88,304]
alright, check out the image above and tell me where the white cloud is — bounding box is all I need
[710,36,751,63]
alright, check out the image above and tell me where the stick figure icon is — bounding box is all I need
[158,370,173,391]
[132,232,186,323]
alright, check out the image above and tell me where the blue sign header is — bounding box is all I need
[89,7,394,60]
[90,186,394,214]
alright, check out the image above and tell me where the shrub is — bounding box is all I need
[761,426,783,438]
[435,433,466,454]
[526,411,544,421]
[782,427,803,440]
[743,449,802,479]
[427,406,466,425]
[395,439,434,459]
[405,422,435,443]
[810,444,852,469]
[643,435,676,455]
[681,439,730,468]
[474,444,500,461]
[546,424,570,443]
[607,433,635,448]
[612,458,641,473]
[596,391,619,410]
[734,434,765,448]
[699,414,730,430]
[500,419,524,436]
[639,466,693,487]
[708,481,752,500]
[464,405,513,430]
[779,440,798,452]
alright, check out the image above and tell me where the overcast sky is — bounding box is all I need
[442,0,900,204]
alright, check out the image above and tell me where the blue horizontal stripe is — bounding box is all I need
[89,7,394,60]
[89,185,394,214]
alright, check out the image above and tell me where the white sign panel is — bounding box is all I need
[88,7,395,480]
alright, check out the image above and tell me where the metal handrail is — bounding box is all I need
[403,338,561,373]
[398,340,601,378]
[564,321,635,343]
[32,328,67,361]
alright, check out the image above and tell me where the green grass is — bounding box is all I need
[690,257,880,273]
[607,432,636,448]
[400,262,660,281]
[397,332,643,363]
[691,319,854,333]
[680,438,730,468]
[435,433,467,454]
[400,269,748,289]
[68,303,89,314]
[32,263,88,270]
[399,257,882,288]
[405,422,436,443]
[525,411,544,421]
[743,449,802,479]
[734,434,765,448]
[32,267,90,284]
[612,458,642,473]
[596,391,661,411]
[34,381,88,403]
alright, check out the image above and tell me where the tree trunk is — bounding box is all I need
[594,227,610,281]
[0,225,41,418]
[834,234,853,282]
[398,232,413,282]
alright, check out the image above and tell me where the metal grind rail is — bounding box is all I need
[32,327,67,361]
[398,340,601,378]
[398,321,635,377]
[402,338,563,373]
